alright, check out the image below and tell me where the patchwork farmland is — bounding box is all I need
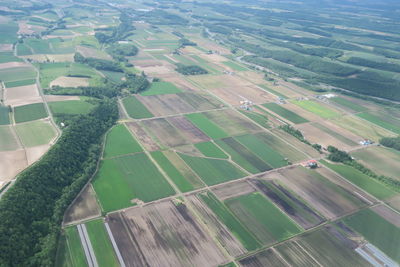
[0,1,398,266]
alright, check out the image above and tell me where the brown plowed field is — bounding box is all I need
[126,122,160,151]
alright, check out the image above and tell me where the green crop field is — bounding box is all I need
[357,112,400,134]
[263,103,309,124]
[0,126,20,151]
[151,151,195,192]
[15,120,56,147]
[4,79,36,88]
[55,233,73,267]
[64,227,88,267]
[25,38,53,54]
[226,192,302,245]
[103,124,142,159]
[215,138,271,174]
[0,52,23,63]
[14,103,48,123]
[222,61,248,71]
[0,67,36,83]
[122,96,153,119]
[0,23,18,43]
[343,209,400,263]
[258,84,287,99]
[49,100,94,115]
[179,153,245,185]
[0,106,10,125]
[93,153,175,212]
[194,141,228,159]
[238,110,270,129]
[16,44,32,56]
[321,160,397,200]
[200,191,261,251]
[291,100,340,118]
[186,113,228,139]
[140,81,182,96]
[235,134,288,168]
[85,219,119,267]
[330,97,367,112]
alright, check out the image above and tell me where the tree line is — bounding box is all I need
[0,100,118,266]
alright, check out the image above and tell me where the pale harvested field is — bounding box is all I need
[136,65,174,76]
[297,122,353,150]
[26,144,51,165]
[387,196,400,212]
[192,39,231,54]
[45,95,80,102]
[180,46,202,55]
[5,84,42,107]
[20,54,48,62]
[126,122,160,151]
[262,81,303,98]
[281,103,323,122]
[198,53,228,63]
[209,84,275,105]
[315,120,363,144]
[0,62,29,69]
[45,54,74,62]
[163,76,198,91]
[0,149,27,182]
[77,45,111,60]
[142,118,189,148]
[64,184,101,225]
[351,146,400,180]
[190,74,252,89]
[18,21,35,35]
[236,71,266,84]
[167,116,209,143]
[261,166,365,219]
[0,44,13,52]
[279,80,313,95]
[332,115,396,141]
[108,200,227,267]
[187,194,247,257]
[136,94,195,117]
[173,144,203,157]
[371,205,400,227]
[50,76,89,88]
[212,180,255,201]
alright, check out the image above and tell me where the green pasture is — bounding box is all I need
[226,192,302,244]
[330,97,367,112]
[238,109,270,129]
[0,23,18,44]
[0,106,10,125]
[343,209,400,263]
[103,124,142,159]
[222,61,248,71]
[122,96,153,119]
[14,103,47,123]
[4,79,36,88]
[236,134,288,168]
[140,81,183,96]
[0,52,23,63]
[86,219,119,267]
[0,67,36,83]
[291,100,340,119]
[357,112,400,134]
[64,227,88,267]
[93,153,175,212]
[16,44,32,56]
[49,100,94,115]
[200,191,261,251]
[179,153,245,185]
[0,126,20,151]
[186,113,229,139]
[194,141,228,159]
[15,120,56,147]
[263,103,309,124]
[151,151,195,192]
[215,137,271,174]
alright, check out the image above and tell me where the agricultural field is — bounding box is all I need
[48,100,94,115]
[291,99,341,118]
[15,120,56,147]
[92,153,175,212]
[263,103,309,124]
[351,147,400,181]
[225,192,302,245]
[13,103,47,123]
[122,96,154,119]
[343,208,400,263]
[103,124,142,159]
[1,1,399,266]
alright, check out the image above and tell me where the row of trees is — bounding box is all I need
[74,52,123,72]
[380,136,400,151]
[0,100,118,266]
[327,145,400,192]
[175,64,208,75]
